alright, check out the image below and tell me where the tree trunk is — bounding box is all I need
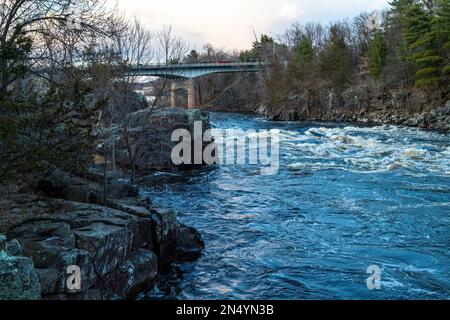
[103,153,108,205]
[131,161,136,185]
[112,143,116,175]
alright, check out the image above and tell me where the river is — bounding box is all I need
[140,111,450,300]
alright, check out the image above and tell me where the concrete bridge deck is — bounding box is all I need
[128,62,266,79]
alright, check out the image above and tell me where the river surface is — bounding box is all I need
[140,112,450,300]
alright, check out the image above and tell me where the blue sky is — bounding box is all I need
[114,0,390,50]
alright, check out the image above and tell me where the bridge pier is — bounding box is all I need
[171,79,198,109]
[171,82,177,107]
[187,79,197,109]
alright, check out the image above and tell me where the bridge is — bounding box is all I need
[128,62,267,108]
[128,62,266,79]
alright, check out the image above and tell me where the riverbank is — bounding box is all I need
[0,107,211,300]
[197,76,450,133]
[0,168,204,300]
[256,85,450,133]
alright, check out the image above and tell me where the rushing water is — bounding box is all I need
[140,112,450,300]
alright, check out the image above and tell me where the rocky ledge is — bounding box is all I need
[116,107,212,171]
[258,85,450,133]
[0,171,203,300]
[0,106,212,300]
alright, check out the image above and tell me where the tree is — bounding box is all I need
[292,37,314,80]
[320,24,352,88]
[146,25,190,109]
[157,25,189,65]
[0,0,114,180]
[185,50,200,63]
[253,34,275,62]
[239,49,256,62]
[435,0,450,79]
[93,16,154,187]
[382,0,417,86]
[369,31,388,78]
[402,1,442,87]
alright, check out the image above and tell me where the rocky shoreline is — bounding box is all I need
[256,85,450,133]
[0,169,204,300]
[0,107,210,300]
[201,78,450,133]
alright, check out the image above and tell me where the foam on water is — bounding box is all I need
[283,125,450,176]
[141,113,450,300]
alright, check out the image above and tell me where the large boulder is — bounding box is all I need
[117,107,214,171]
[416,103,450,132]
[150,209,204,266]
[0,251,41,300]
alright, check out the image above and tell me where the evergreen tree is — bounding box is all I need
[435,0,450,77]
[383,0,417,85]
[292,38,314,80]
[320,25,352,88]
[369,31,388,78]
[185,50,200,63]
[402,1,442,86]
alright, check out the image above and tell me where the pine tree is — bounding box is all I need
[383,0,418,85]
[402,1,443,87]
[292,38,314,80]
[320,25,352,89]
[434,0,450,77]
[369,31,388,78]
[185,50,200,63]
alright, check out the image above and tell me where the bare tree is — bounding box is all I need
[95,16,154,185]
[156,25,189,65]
[147,25,190,108]
[0,0,114,92]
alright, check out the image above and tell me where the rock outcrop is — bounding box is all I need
[198,73,265,113]
[0,250,41,300]
[117,107,214,171]
[0,166,204,300]
[2,198,203,300]
[0,106,211,300]
[263,84,450,132]
[36,167,138,205]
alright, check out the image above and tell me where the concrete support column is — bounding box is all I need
[171,81,177,107]
[187,79,197,109]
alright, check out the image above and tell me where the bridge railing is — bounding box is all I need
[132,62,268,69]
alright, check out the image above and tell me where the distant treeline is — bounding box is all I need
[183,1,449,108]
[265,0,450,103]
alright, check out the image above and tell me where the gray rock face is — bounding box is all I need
[266,85,449,132]
[36,167,138,205]
[415,104,450,132]
[5,198,203,300]
[105,249,157,299]
[0,234,6,251]
[5,239,23,256]
[0,251,41,300]
[118,107,214,171]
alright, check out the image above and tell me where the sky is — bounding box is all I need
[112,0,390,51]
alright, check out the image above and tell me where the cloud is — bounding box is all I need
[112,0,390,50]
[278,3,305,21]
